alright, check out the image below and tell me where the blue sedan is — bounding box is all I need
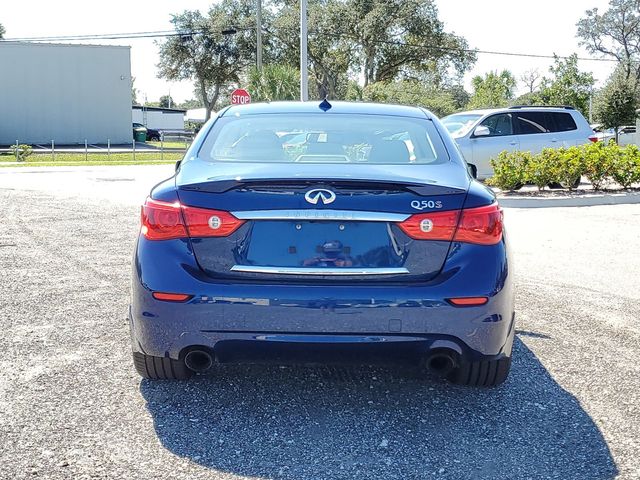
[130,101,514,387]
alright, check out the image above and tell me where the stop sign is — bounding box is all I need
[231,88,251,105]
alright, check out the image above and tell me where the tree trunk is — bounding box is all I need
[199,80,211,122]
[201,82,220,122]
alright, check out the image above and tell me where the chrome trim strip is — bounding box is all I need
[230,266,410,275]
[231,209,410,222]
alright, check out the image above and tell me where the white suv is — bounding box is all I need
[442,106,595,179]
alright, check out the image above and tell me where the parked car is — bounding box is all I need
[442,106,595,179]
[132,123,162,142]
[618,126,637,146]
[145,127,161,142]
[592,125,637,146]
[591,124,614,144]
[130,101,515,387]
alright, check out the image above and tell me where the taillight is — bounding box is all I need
[182,206,245,237]
[588,135,599,143]
[140,197,245,240]
[454,204,503,245]
[398,203,503,245]
[398,210,460,240]
[141,198,187,240]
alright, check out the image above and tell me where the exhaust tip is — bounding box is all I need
[184,349,214,373]
[425,351,456,377]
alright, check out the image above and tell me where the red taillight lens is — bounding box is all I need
[182,206,245,238]
[141,198,187,240]
[152,292,193,302]
[398,203,503,245]
[140,198,245,240]
[398,210,460,240]
[454,204,503,245]
[588,135,599,143]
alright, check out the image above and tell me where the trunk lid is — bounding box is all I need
[176,161,469,283]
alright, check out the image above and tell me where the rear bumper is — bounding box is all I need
[129,236,515,361]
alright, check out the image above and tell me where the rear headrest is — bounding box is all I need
[368,139,410,164]
[235,131,286,160]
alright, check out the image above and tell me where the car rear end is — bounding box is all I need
[129,102,515,387]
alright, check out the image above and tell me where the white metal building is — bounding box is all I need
[0,42,132,145]
[132,106,186,131]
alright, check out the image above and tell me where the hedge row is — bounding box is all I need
[486,142,640,191]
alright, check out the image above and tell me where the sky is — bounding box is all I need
[0,0,616,104]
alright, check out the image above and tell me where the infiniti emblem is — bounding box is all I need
[304,188,336,205]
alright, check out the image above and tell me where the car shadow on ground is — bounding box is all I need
[140,338,617,479]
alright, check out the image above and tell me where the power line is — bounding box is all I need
[2,29,618,63]
[318,30,618,63]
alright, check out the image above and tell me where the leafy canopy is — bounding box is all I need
[247,64,299,102]
[594,66,638,134]
[349,80,465,117]
[577,0,640,86]
[538,54,595,117]
[468,70,516,109]
[156,1,257,120]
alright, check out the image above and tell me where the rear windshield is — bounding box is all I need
[198,114,449,165]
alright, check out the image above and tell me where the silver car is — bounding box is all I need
[442,106,595,179]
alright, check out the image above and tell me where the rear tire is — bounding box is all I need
[448,356,511,387]
[132,352,192,380]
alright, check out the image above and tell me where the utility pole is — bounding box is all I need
[300,0,309,101]
[256,0,263,71]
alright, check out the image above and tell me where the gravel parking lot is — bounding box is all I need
[1,166,638,479]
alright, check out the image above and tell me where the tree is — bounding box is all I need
[537,54,594,117]
[594,67,638,141]
[159,95,175,108]
[271,0,353,99]
[351,80,465,117]
[0,23,5,39]
[521,69,541,93]
[467,70,516,109]
[178,98,203,109]
[343,0,476,86]
[157,2,257,121]
[247,64,299,102]
[577,0,640,86]
[270,0,475,98]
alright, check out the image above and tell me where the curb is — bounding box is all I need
[498,191,640,208]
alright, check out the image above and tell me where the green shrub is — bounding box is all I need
[526,148,560,190]
[582,142,613,190]
[611,144,640,189]
[556,146,585,191]
[487,150,529,191]
[487,143,640,192]
[9,144,33,162]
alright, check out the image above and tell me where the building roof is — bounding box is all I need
[0,41,130,50]
[132,105,187,114]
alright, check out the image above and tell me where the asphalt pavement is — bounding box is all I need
[0,166,638,479]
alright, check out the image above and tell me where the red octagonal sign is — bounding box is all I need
[231,88,251,105]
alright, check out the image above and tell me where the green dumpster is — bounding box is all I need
[134,129,147,142]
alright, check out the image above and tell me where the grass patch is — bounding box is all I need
[0,161,176,167]
[0,152,183,165]
[146,141,190,149]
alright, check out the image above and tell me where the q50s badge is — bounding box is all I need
[411,200,443,211]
